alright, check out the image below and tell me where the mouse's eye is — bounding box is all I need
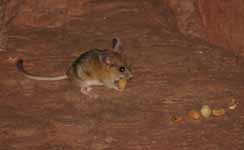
[119,66,125,72]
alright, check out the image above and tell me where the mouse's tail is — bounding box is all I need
[16,59,68,81]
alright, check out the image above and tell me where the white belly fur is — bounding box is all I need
[86,80,103,86]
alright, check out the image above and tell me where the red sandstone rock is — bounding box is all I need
[199,0,244,56]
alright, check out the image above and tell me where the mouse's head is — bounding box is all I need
[99,37,133,81]
[99,52,133,80]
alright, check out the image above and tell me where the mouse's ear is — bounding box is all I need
[112,37,123,53]
[99,54,112,65]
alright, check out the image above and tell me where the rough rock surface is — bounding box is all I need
[1,0,244,150]
[164,0,207,39]
[10,0,244,55]
[163,0,244,56]
[0,0,22,51]
[199,0,244,56]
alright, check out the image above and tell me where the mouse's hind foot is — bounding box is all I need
[80,87,98,99]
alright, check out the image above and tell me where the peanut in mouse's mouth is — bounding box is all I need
[114,78,127,91]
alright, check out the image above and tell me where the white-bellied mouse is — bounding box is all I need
[16,38,133,98]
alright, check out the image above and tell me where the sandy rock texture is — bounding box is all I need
[0,0,22,51]
[199,0,244,56]
[10,0,244,56]
[163,0,244,56]
[1,0,244,150]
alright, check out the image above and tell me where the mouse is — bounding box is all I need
[16,37,133,98]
